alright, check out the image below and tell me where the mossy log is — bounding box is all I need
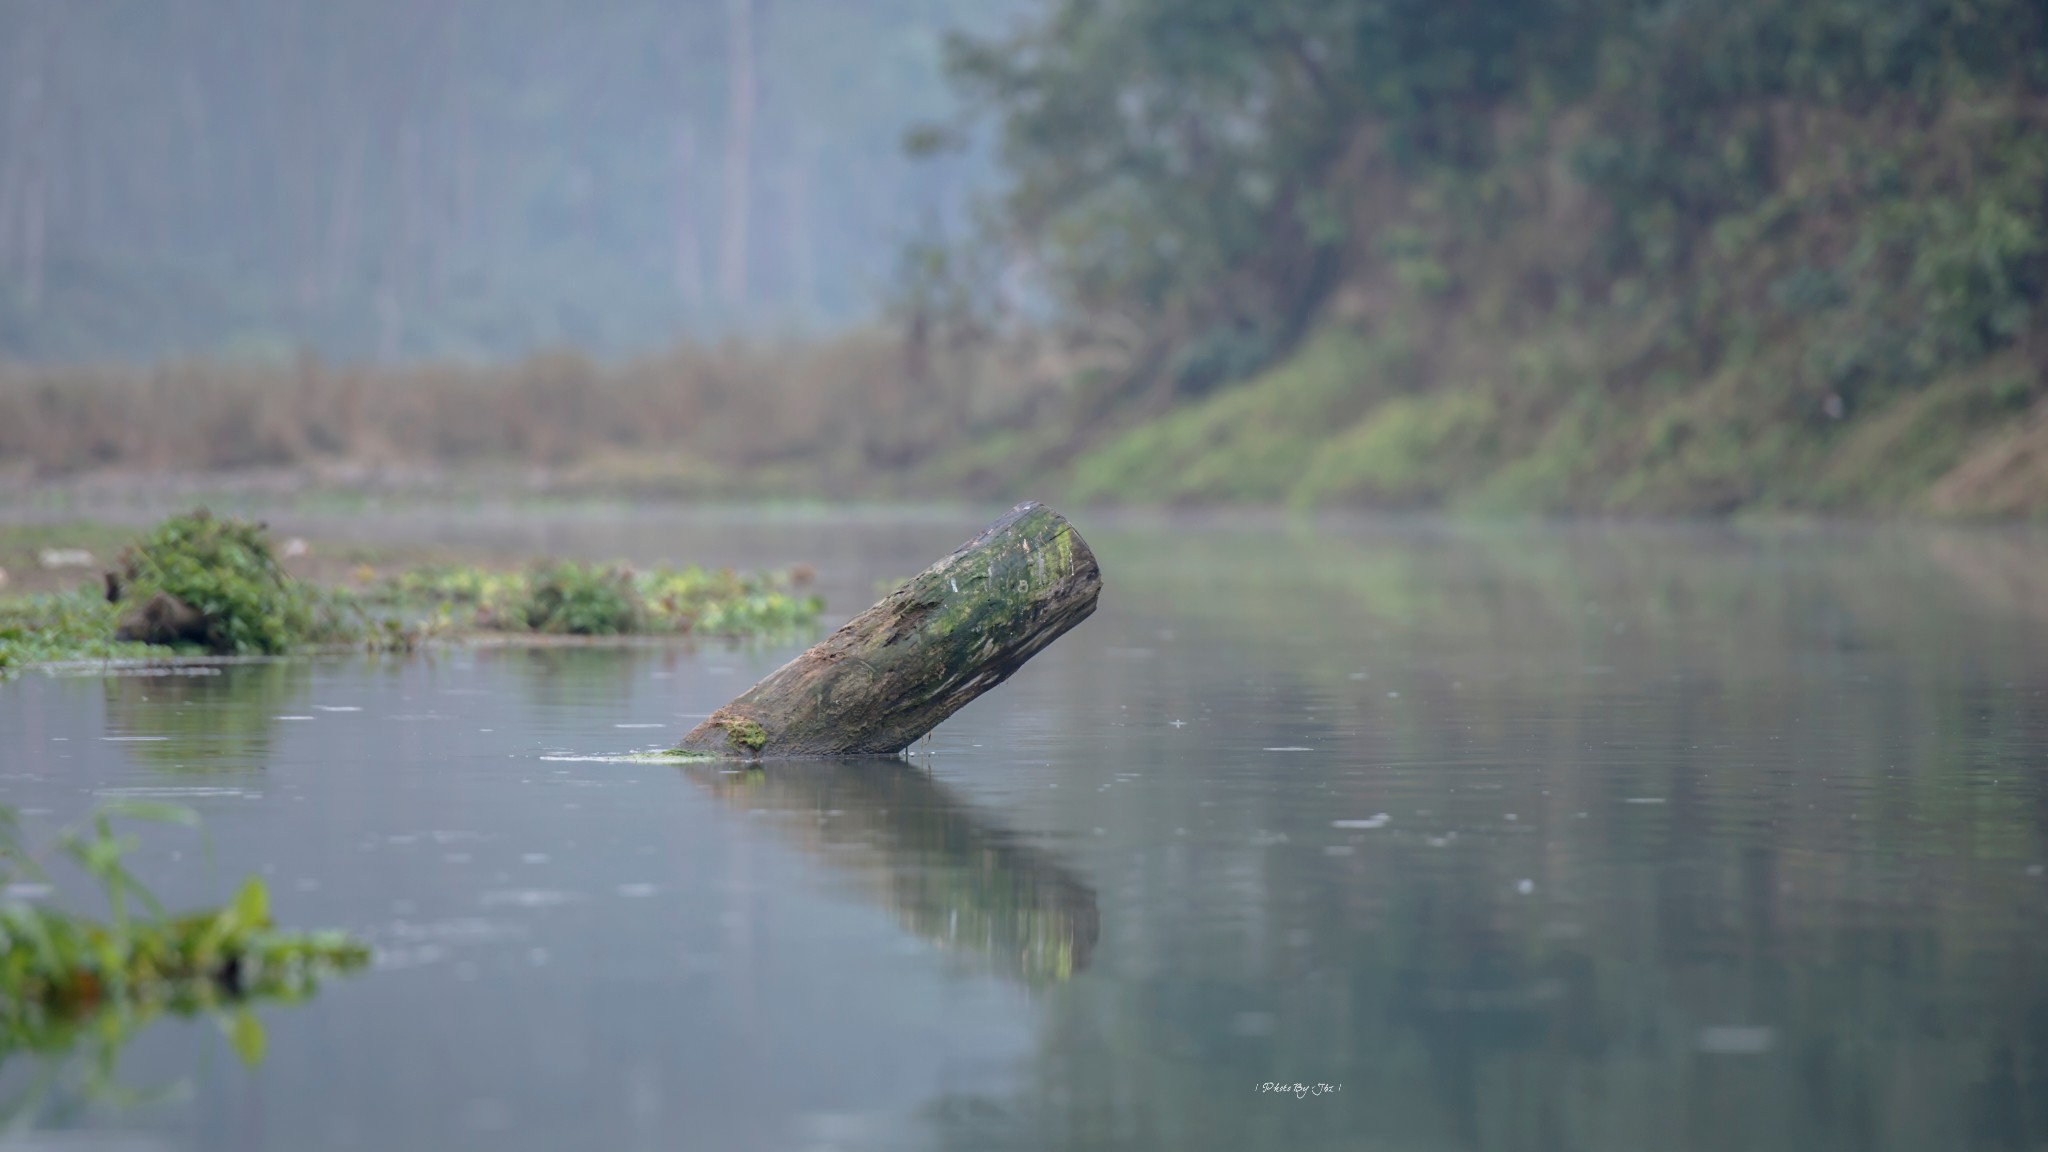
[675,502,1101,757]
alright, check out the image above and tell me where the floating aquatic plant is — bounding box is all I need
[0,512,826,673]
[0,802,368,1066]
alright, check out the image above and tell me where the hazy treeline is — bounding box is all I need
[0,0,1015,361]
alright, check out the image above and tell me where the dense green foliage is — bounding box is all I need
[112,511,335,655]
[523,564,646,635]
[937,0,2048,515]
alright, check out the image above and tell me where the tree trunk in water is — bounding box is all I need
[675,502,1102,758]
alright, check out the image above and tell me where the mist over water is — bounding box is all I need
[2,507,2044,1150]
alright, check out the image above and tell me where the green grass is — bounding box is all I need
[1069,329,1403,505]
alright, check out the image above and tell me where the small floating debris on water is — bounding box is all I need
[2027,864,2043,876]
[276,714,316,721]
[1386,691,1401,699]
[1697,1025,1776,1055]
[281,536,311,558]
[480,889,582,909]
[1516,879,1536,894]
[539,751,685,763]
[1333,815,1390,829]
[103,735,170,742]
[314,705,363,713]
[3,882,52,900]
[614,723,667,729]
[1169,719,1187,728]
[37,547,96,569]
[1349,672,1368,680]
[96,785,258,798]
[1624,797,1668,805]
[1265,746,1315,752]
[1230,1011,1277,1037]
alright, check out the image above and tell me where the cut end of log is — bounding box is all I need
[674,501,1102,758]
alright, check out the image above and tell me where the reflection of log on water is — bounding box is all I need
[686,761,1100,985]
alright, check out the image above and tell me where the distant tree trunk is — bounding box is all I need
[324,118,367,302]
[0,68,21,277]
[719,0,757,311]
[19,40,46,310]
[786,133,816,320]
[673,123,707,312]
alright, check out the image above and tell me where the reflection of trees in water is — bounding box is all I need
[687,762,1099,986]
[912,524,2048,1150]
[100,663,309,771]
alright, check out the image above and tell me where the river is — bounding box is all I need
[3,505,2046,1151]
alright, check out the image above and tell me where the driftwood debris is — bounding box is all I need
[675,501,1102,757]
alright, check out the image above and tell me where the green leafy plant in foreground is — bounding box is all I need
[0,802,368,1069]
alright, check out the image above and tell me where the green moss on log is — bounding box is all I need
[673,502,1102,757]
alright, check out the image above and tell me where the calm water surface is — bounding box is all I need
[3,507,2046,1151]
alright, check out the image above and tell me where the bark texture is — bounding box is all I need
[675,501,1101,757]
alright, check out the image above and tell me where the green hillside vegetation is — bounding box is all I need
[936,0,2048,516]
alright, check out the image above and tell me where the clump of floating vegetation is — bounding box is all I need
[0,591,162,671]
[105,510,353,655]
[0,510,825,672]
[0,802,368,1064]
[363,559,824,639]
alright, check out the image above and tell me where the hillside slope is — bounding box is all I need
[931,0,2048,518]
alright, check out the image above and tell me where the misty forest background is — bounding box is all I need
[1,0,2046,516]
